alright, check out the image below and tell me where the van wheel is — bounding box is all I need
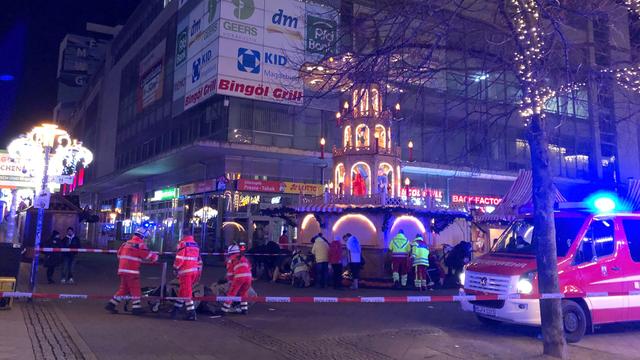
[562,300,587,343]
[476,314,501,326]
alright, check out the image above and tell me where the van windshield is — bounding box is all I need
[492,216,586,257]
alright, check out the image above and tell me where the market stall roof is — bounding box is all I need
[625,179,640,210]
[476,170,566,222]
[268,203,470,219]
[22,193,82,213]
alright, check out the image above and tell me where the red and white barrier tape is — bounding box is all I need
[33,247,288,256]
[2,291,639,303]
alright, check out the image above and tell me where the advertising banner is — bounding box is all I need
[451,194,501,206]
[236,179,322,196]
[185,39,219,98]
[237,179,283,193]
[179,179,217,196]
[263,0,305,51]
[282,182,323,196]
[305,3,338,58]
[137,39,166,111]
[173,0,338,113]
[220,0,264,44]
[173,17,189,103]
[0,151,31,188]
[187,0,220,58]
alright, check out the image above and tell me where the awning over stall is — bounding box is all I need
[477,170,566,222]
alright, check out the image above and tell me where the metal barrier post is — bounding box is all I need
[160,262,167,301]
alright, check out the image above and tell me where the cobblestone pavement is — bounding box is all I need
[216,319,445,360]
[22,302,87,360]
[17,254,640,360]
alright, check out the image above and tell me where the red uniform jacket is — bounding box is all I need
[226,255,252,282]
[174,236,202,276]
[117,236,158,275]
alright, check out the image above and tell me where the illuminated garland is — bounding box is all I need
[511,0,549,120]
[608,66,640,93]
[261,206,470,234]
[625,0,640,15]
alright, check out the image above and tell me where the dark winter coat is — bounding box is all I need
[44,234,63,267]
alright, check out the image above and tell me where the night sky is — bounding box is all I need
[0,0,141,146]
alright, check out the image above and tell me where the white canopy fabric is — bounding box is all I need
[477,170,567,222]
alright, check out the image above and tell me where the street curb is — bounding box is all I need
[51,304,98,360]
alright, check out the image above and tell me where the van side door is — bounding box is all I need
[574,218,624,324]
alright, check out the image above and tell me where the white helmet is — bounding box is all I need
[227,244,240,255]
[134,227,150,239]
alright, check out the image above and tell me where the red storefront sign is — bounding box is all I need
[237,179,283,193]
[451,194,501,206]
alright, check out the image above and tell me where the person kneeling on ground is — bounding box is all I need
[222,243,252,315]
[291,249,311,288]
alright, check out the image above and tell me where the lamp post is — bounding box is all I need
[408,141,414,162]
[8,123,93,293]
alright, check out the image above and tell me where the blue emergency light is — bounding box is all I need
[141,220,156,229]
[584,191,625,214]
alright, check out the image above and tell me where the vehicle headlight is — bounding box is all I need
[459,271,465,285]
[517,279,533,294]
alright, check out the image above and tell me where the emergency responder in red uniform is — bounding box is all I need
[171,231,202,321]
[105,226,159,315]
[222,243,252,314]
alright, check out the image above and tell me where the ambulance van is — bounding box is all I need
[460,206,640,342]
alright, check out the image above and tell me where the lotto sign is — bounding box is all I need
[282,182,323,196]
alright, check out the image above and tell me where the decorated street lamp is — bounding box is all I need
[320,137,326,159]
[8,123,93,292]
[404,177,411,203]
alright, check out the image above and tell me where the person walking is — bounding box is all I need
[104,226,159,315]
[171,230,202,321]
[61,227,80,284]
[410,234,430,291]
[222,243,252,315]
[329,236,343,289]
[44,230,63,284]
[311,233,329,288]
[389,230,410,288]
[344,233,361,290]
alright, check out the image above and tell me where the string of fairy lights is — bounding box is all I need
[604,1,640,94]
[625,0,640,15]
[510,0,554,121]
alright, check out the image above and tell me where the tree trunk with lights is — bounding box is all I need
[528,114,566,359]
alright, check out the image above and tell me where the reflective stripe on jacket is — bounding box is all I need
[389,233,410,256]
[117,236,158,275]
[174,236,202,275]
[226,255,252,281]
[411,240,430,266]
